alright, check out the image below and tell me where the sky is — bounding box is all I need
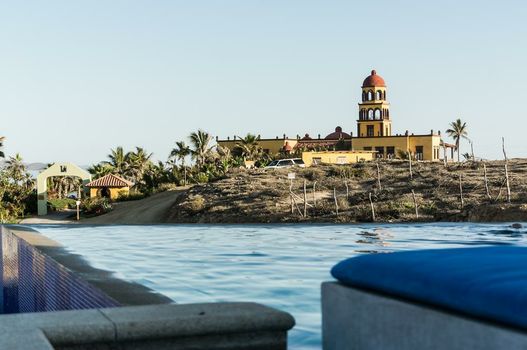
[1,0,526,164]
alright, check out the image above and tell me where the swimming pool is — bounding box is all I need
[33,223,527,349]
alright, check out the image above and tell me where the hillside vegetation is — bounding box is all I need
[166,159,527,223]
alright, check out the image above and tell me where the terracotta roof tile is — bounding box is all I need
[86,174,133,188]
[362,70,386,87]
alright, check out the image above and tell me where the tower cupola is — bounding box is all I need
[357,70,391,137]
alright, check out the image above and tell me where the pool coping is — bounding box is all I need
[5,225,173,306]
[0,225,296,349]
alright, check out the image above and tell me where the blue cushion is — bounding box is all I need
[331,247,527,330]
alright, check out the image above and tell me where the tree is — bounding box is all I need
[105,146,128,175]
[446,119,468,162]
[88,163,114,179]
[189,130,214,167]
[234,134,263,162]
[125,147,153,187]
[0,153,33,222]
[5,154,26,182]
[170,141,191,185]
[0,136,5,158]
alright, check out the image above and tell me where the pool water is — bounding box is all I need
[33,223,527,349]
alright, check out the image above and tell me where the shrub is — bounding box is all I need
[81,197,113,216]
[195,173,209,184]
[155,183,179,193]
[117,190,148,202]
[185,195,205,213]
[328,165,366,179]
[48,198,77,211]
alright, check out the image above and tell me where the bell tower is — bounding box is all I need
[357,70,391,137]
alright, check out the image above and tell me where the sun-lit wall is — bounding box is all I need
[89,186,130,200]
[302,151,376,166]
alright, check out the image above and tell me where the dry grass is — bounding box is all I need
[166,159,527,223]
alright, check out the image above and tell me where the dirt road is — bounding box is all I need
[83,188,187,224]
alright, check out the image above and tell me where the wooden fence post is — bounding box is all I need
[483,163,491,201]
[411,189,419,219]
[369,192,376,222]
[334,188,339,217]
[313,181,317,207]
[408,151,413,180]
[303,180,307,217]
[502,137,511,203]
[459,173,464,210]
[376,162,382,190]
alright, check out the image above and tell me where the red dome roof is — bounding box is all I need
[325,126,351,140]
[362,70,386,87]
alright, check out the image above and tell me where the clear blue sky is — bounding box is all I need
[1,0,526,164]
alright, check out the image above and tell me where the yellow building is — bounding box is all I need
[85,174,133,200]
[216,70,442,164]
[302,150,376,166]
[351,70,441,161]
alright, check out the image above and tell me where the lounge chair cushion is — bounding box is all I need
[331,246,527,330]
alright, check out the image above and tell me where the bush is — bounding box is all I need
[117,190,148,202]
[185,195,205,213]
[153,183,179,193]
[81,197,113,216]
[195,173,209,184]
[328,165,366,179]
[48,198,77,211]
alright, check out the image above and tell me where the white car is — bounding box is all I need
[265,158,305,169]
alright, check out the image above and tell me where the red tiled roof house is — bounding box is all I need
[85,174,134,200]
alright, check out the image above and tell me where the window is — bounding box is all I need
[386,146,395,159]
[377,90,383,100]
[416,146,424,160]
[278,160,293,167]
[375,146,384,158]
[364,147,372,151]
[312,157,322,165]
[367,125,374,137]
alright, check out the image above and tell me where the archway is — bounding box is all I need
[99,187,111,198]
[36,162,91,216]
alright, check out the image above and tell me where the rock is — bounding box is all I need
[511,223,523,229]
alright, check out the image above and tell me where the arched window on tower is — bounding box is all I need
[367,90,373,101]
[383,91,387,100]
[368,109,374,120]
[362,91,366,102]
[374,109,382,119]
[377,90,383,100]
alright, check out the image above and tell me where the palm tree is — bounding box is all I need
[446,119,468,162]
[126,147,153,185]
[234,133,263,162]
[189,130,213,167]
[5,154,25,178]
[0,136,5,158]
[170,141,191,185]
[88,163,114,179]
[105,146,128,175]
